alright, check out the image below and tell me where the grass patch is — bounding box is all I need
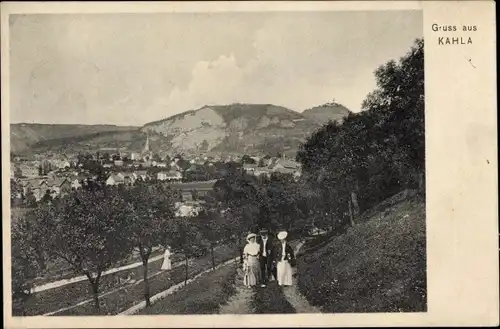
[138,264,238,314]
[298,195,426,313]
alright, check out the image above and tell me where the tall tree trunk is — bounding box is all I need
[184,256,189,286]
[142,259,151,307]
[331,211,335,232]
[90,277,100,312]
[36,249,46,271]
[238,236,243,264]
[351,191,360,216]
[418,170,424,192]
[348,199,355,226]
[210,244,215,270]
[139,246,152,307]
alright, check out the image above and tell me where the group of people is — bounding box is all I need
[242,228,296,288]
[160,228,296,288]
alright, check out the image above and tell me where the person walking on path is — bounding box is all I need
[257,228,275,287]
[275,231,295,287]
[243,233,261,287]
[161,246,172,271]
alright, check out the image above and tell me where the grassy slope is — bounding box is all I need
[138,263,238,315]
[298,193,426,313]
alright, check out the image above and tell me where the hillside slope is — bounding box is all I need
[10,123,138,153]
[301,102,351,126]
[142,103,320,156]
[298,192,426,313]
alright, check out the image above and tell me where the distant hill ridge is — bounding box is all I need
[11,102,351,155]
[10,123,138,153]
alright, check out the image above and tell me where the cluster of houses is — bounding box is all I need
[14,174,85,201]
[13,169,217,218]
[242,157,302,180]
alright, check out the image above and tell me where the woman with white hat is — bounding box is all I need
[243,233,261,287]
[275,231,295,287]
[161,245,172,271]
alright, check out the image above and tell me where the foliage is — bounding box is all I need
[10,179,23,206]
[124,181,178,306]
[11,219,41,315]
[297,38,424,217]
[40,186,136,311]
[169,218,206,284]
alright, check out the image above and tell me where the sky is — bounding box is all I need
[9,11,422,126]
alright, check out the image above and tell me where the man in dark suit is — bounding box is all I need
[257,228,275,287]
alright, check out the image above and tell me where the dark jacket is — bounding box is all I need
[274,241,296,265]
[257,235,274,260]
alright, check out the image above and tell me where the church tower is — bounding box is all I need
[143,134,150,154]
[142,133,152,161]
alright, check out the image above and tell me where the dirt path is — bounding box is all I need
[218,266,256,314]
[281,241,323,313]
[219,240,319,315]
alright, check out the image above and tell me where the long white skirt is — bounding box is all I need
[243,256,260,287]
[276,260,293,286]
[161,257,172,270]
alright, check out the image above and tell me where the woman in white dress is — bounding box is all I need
[161,246,172,270]
[276,231,295,286]
[243,233,261,287]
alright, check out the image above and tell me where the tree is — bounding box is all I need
[41,189,53,204]
[170,218,204,285]
[152,153,162,162]
[11,219,41,315]
[42,187,135,312]
[241,155,256,165]
[194,208,226,270]
[125,181,177,307]
[362,38,424,188]
[22,204,58,271]
[296,38,424,224]
[24,190,37,208]
[10,179,23,206]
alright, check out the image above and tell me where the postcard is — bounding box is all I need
[2,1,497,328]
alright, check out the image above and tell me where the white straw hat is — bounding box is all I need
[277,231,288,240]
[247,233,257,241]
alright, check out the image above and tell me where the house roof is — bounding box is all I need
[46,177,69,187]
[274,167,295,175]
[243,163,258,169]
[274,159,301,169]
[169,179,217,191]
[108,174,125,182]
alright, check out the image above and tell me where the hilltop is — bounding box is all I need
[301,102,351,125]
